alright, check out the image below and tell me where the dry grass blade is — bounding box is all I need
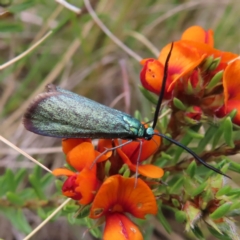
[23,198,72,240]
[0,31,52,71]
[83,0,142,62]
[55,0,81,14]
[0,135,52,173]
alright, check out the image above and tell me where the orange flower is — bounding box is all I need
[90,175,157,239]
[140,41,206,96]
[114,134,164,178]
[53,167,99,205]
[104,213,143,240]
[53,139,113,205]
[215,60,240,124]
[181,25,214,47]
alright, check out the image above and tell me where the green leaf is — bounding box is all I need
[186,128,204,139]
[208,57,221,71]
[0,208,32,234]
[229,160,240,173]
[175,210,186,223]
[174,125,201,162]
[139,85,158,105]
[169,177,183,194]
[186,161,197,178]
[192,182,207,197]
[216,185,231,197]
[223,117,234,148]
[212,123,224,149]
[173,97,187,111]
[8,1,35,13]
[0,22,23,32]
[208,226,231,240]
[16,209,32,234]
[40,173,54,188]
[37,208,47,220]
[157,204,172,233]
[196,126,216,154]
[29,174,45,199]
[14,168,27,185]
[6,192,25,206]
[202,55,214,71]
[76,205,91,218]
[210,202,232,220]
[192,226,205,240]
[5,169,16,192]
[206,70,223,91]
[171,199,180,208]
[55,179,63,192]
[63,204,79,214]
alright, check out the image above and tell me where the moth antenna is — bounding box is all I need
[154,133,230,178]
[152,42,174,129]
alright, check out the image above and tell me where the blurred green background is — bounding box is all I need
[0,0,239,239]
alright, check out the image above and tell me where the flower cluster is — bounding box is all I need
[140,25,239,128]
[53,26,240,239]
[53,135,162,239]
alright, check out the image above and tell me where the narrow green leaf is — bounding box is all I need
[192,182,207,197]
[196,126,216,154]
[229,160,240,173]
[15,209,32,234]
[208,227,231,240]
[223,117,234,148]
[76,205,91,218]
[169,178,183,194]
[192,226,205,240]
[186,128,204,139]
[8,1,35,13]
[212,124,224,149]
[157,205,172,233]
[6,192,25,206]
[40,173,54,188]
[14,168,27,185]
[210,202,232,220]
[172,199,180,208]
[0,22,23,32]
[206,70,223,90]
[208,57,221,71]
[63,204,78,214]
[174,125,201,162]
[5,169,16,192]
[173,97,187,110]
[29,174,45,199]
[202,56,214,71]
[186,161,197,178]
[216,185,231,197]
[37,208,47,220]
[139,85,158,105]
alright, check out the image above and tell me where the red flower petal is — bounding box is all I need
[181,26,214,47]
[90,175,157,219]
[103,213,143,240]
[140,58,170,95]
